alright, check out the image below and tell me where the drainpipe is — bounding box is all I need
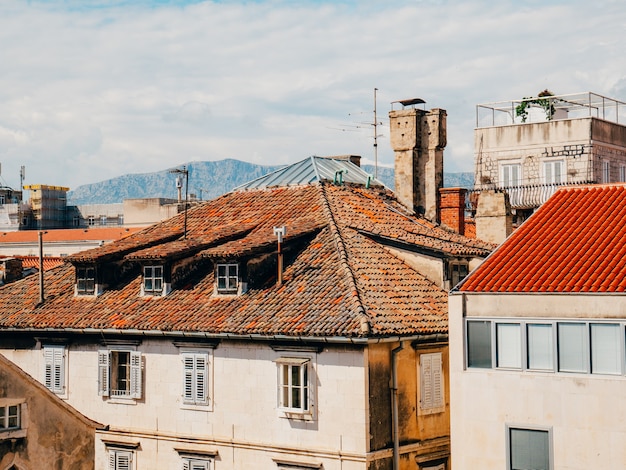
[391,341,405,470]
[38,231,44,304]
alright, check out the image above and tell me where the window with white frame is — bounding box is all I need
[108,448,133,470]
[466,319,626,376]
[501,163,521,187]
[449,262,469,287]
[100,215,108,226]
[466,320,492,368]
[76,266,96,295]
[88,215,96,226]
[182,458,213,470]
[420,352,444,412]
[143,265,164,295]
[216,263,238,294]
[43,345,66,394]
[543,160,564,184]
[0,404,20,430]
[507,426,552,470]
[98,350,142,399]
[0,195,4,205]
[619,164,626,182]
[276,357,311,414]
[182,352,210,406]
[601,160,610,183]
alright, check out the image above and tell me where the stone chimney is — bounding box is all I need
[389,103,446,223]
[322,155,361,167]
[440,187,467,235]
[475,190,513,244]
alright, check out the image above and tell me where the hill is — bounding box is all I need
[67,159,474,205]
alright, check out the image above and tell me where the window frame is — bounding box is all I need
[542,160,564,184]
[601,159,611,183]
[43,345,67,395]
[98,349,143,400]
[181,351,211,407]
[0,404,20,431]
[143,265,164,295]
[506,425,552,470]
[76,265,96,296]
[216,262,239,294]
[449,261,469,288]
[275,356,313,418]
[182,457,213,470]
[619,164,626,183]
[500,163,522,187]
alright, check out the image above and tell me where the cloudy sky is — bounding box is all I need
[0,0,624,189]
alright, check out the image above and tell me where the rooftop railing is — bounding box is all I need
[476,92,626,128]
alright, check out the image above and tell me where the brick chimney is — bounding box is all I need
[389,103,446,223]
[439,187,467,235]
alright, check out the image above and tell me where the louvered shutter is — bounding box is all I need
[195,354,208,404]
[98,350,110,396]
[431,353,443,408]
[53,347,64,392]
[44,347,54,390]
[421,354,433,409]
[108,450,116,470]
[183,354,195,402]
[117,451,131,470]
[130,351,142,399]
[182,460,190,470]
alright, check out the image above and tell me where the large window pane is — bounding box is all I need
[527,324,554,370]
[510,428,550,470]
[467,320,492,368]
[591,323,621,375]
[497,323,521,368]
[558,323,588,373]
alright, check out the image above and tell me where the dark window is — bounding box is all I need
[76,266,96,295]
[143,265,163,294]
[467,320,492,368]
[216,263,238,294]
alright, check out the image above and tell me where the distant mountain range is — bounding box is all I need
[67,158,474,205]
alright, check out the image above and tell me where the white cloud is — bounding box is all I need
[0,0,624,189]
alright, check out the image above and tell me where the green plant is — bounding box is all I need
[515,89,556,123]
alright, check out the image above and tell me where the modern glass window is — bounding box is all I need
[98,350,142,399]
[527,324,554,371]
[143,265,163,294]
[43,345,66,394]
[76,266,96,295]
[277,357,310,413]
[182,352,210,405]
[216,263,238,294]
[557,323,588,373]
[497,323,522,369]
[108,449,133,470]
[543,160,564,184]
[420,353,444,411]
[508,427,551,470]
[501,163,521,187]
[0,404,20,430]
[590,323,621,375]
[467,320,492,368]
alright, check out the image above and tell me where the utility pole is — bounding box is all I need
[169,166,189,239]
[373,88,379,179]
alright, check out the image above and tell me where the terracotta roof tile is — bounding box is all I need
[0,182,488,338]
[460,183,626,293]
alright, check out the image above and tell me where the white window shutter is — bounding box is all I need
[130,351,142,399]
[195,355,208,403]
[183,354,195,401]
[182,460,190,470]
[431,353,443,408]
[117,452,131,470]
[44,347,54,390]
[421,354,433,409]
[109,451,116,470]
[98,350,110,396]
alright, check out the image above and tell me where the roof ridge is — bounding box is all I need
[318,183,371,335]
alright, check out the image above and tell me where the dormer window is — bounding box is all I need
[76,266,97,296]
[216,263,238,294]
[143,265,163,294]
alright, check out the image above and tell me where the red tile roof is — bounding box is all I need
[17,256,65,271]
[0,182,490,339]
[460,183,626,293]
[0,227,141,243]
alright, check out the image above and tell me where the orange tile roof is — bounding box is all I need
[0,182,490,339]
[460,183,626,293]
[0,227,141,243]
[17,256,65,271]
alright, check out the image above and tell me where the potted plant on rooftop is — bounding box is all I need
[515,89,556,123]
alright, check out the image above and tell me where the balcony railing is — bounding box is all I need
[476,92,626,128]
[466,181,596,211]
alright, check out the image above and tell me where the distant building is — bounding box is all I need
[472,92,626,222]
[449,183,626,469]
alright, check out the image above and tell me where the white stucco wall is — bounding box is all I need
[1,339,369,470]
[449,293,626,469]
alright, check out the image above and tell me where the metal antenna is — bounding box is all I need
[373,88,379,179]
[169,166,189,239]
